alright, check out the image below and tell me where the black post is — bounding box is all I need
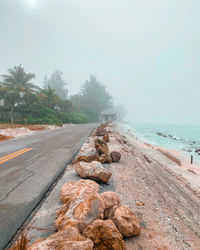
[191,155,193,165]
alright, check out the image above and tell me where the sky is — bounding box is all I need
[0,0,200,124]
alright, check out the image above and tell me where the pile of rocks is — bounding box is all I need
[72,124,121,183]
[18,124,140,249]
[28,180,140,249]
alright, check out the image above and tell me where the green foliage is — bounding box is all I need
[26,107,62,125]
[0,66,114,125]
[0,65,40,124]
[58,112,91,124]
[70,75,112,121]
[26,116,62,125]
[40,85,60,109]
[44,71,68,99]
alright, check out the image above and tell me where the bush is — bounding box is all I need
[26,116,62,125]
[58,112,91,124]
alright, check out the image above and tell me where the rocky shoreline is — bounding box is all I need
[10,123,200,249]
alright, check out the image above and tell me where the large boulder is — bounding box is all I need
[28,227,93,250]
[76,149,99,163]
[100,191,121,218]
[60,179,99,204]
[83,219,125,250]
[75,161,112,183]
[112,206,140,237]
[110,151,121,162]
[95,139,109,155]
[56,188,105,233]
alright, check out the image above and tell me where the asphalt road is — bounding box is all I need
[0,123,97,249]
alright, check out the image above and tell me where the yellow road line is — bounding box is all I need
[0,148,33,164]
[0,148,28,161]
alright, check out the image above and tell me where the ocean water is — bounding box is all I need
[122,123,200,164]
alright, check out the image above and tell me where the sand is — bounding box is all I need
[0,124,60,141]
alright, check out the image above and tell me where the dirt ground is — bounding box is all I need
[109,124,200,250]
[0,134,13,142]
[0,123,49,131]
[0,124,60,142]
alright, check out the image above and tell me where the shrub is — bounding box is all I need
[58,112,91,124]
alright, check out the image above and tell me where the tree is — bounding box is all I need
[0,65,39,125]
[79,75,112,121]
[40,85,60,109]
[70,94,85,113]
[44,71,68,100]
[57,99,72,113]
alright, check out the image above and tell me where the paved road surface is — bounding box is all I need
[0,124,97,249]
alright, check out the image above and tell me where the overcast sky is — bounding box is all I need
[0,0,200,123]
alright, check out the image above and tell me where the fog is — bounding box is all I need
[1,0,200,124]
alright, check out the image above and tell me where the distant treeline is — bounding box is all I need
[0,65,125,125]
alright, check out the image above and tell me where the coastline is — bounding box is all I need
[10,122,200,249]
[121,122,200,166]
[118,123,200,195]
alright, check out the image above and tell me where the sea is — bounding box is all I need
[122,122,200,164]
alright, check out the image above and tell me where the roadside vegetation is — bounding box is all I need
[0,65,124,125]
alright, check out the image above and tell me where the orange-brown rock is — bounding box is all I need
[112,206,140,237]
[95,139,109,155]
[76,150,99,163]
[103,133,109,142]
[96,124,107,136]
[110,151,121,162]
[96,130,106,136]
[60,179,99,204]
[101,191,121,218]
[56,188,105,233]
[75,161,112,183]
[28,226,93,250]
[83,219,125,250]
[98,153,112,163]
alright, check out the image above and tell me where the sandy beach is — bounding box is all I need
[10,123,200,249]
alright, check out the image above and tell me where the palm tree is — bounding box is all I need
[0,65,40,125]
[40,85,60,109]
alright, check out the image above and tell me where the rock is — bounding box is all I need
[95,138,109,155]
[110,151,121,162]
[103,133,109,142]
[112,206,140,237]
[136,201,144,206]
[96,124,107,136]
[56,188,104,232]
[75,161,112,183]
[98,153,112,164]
[60,179,99,204]
[101,191,121,218]
[195,148,200,153]
[96,130,106,136]
[28,227,93,250]
[143,154,152,163]
[83,219,125,250]
[157,132,167,138]
[76,150,99,163]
